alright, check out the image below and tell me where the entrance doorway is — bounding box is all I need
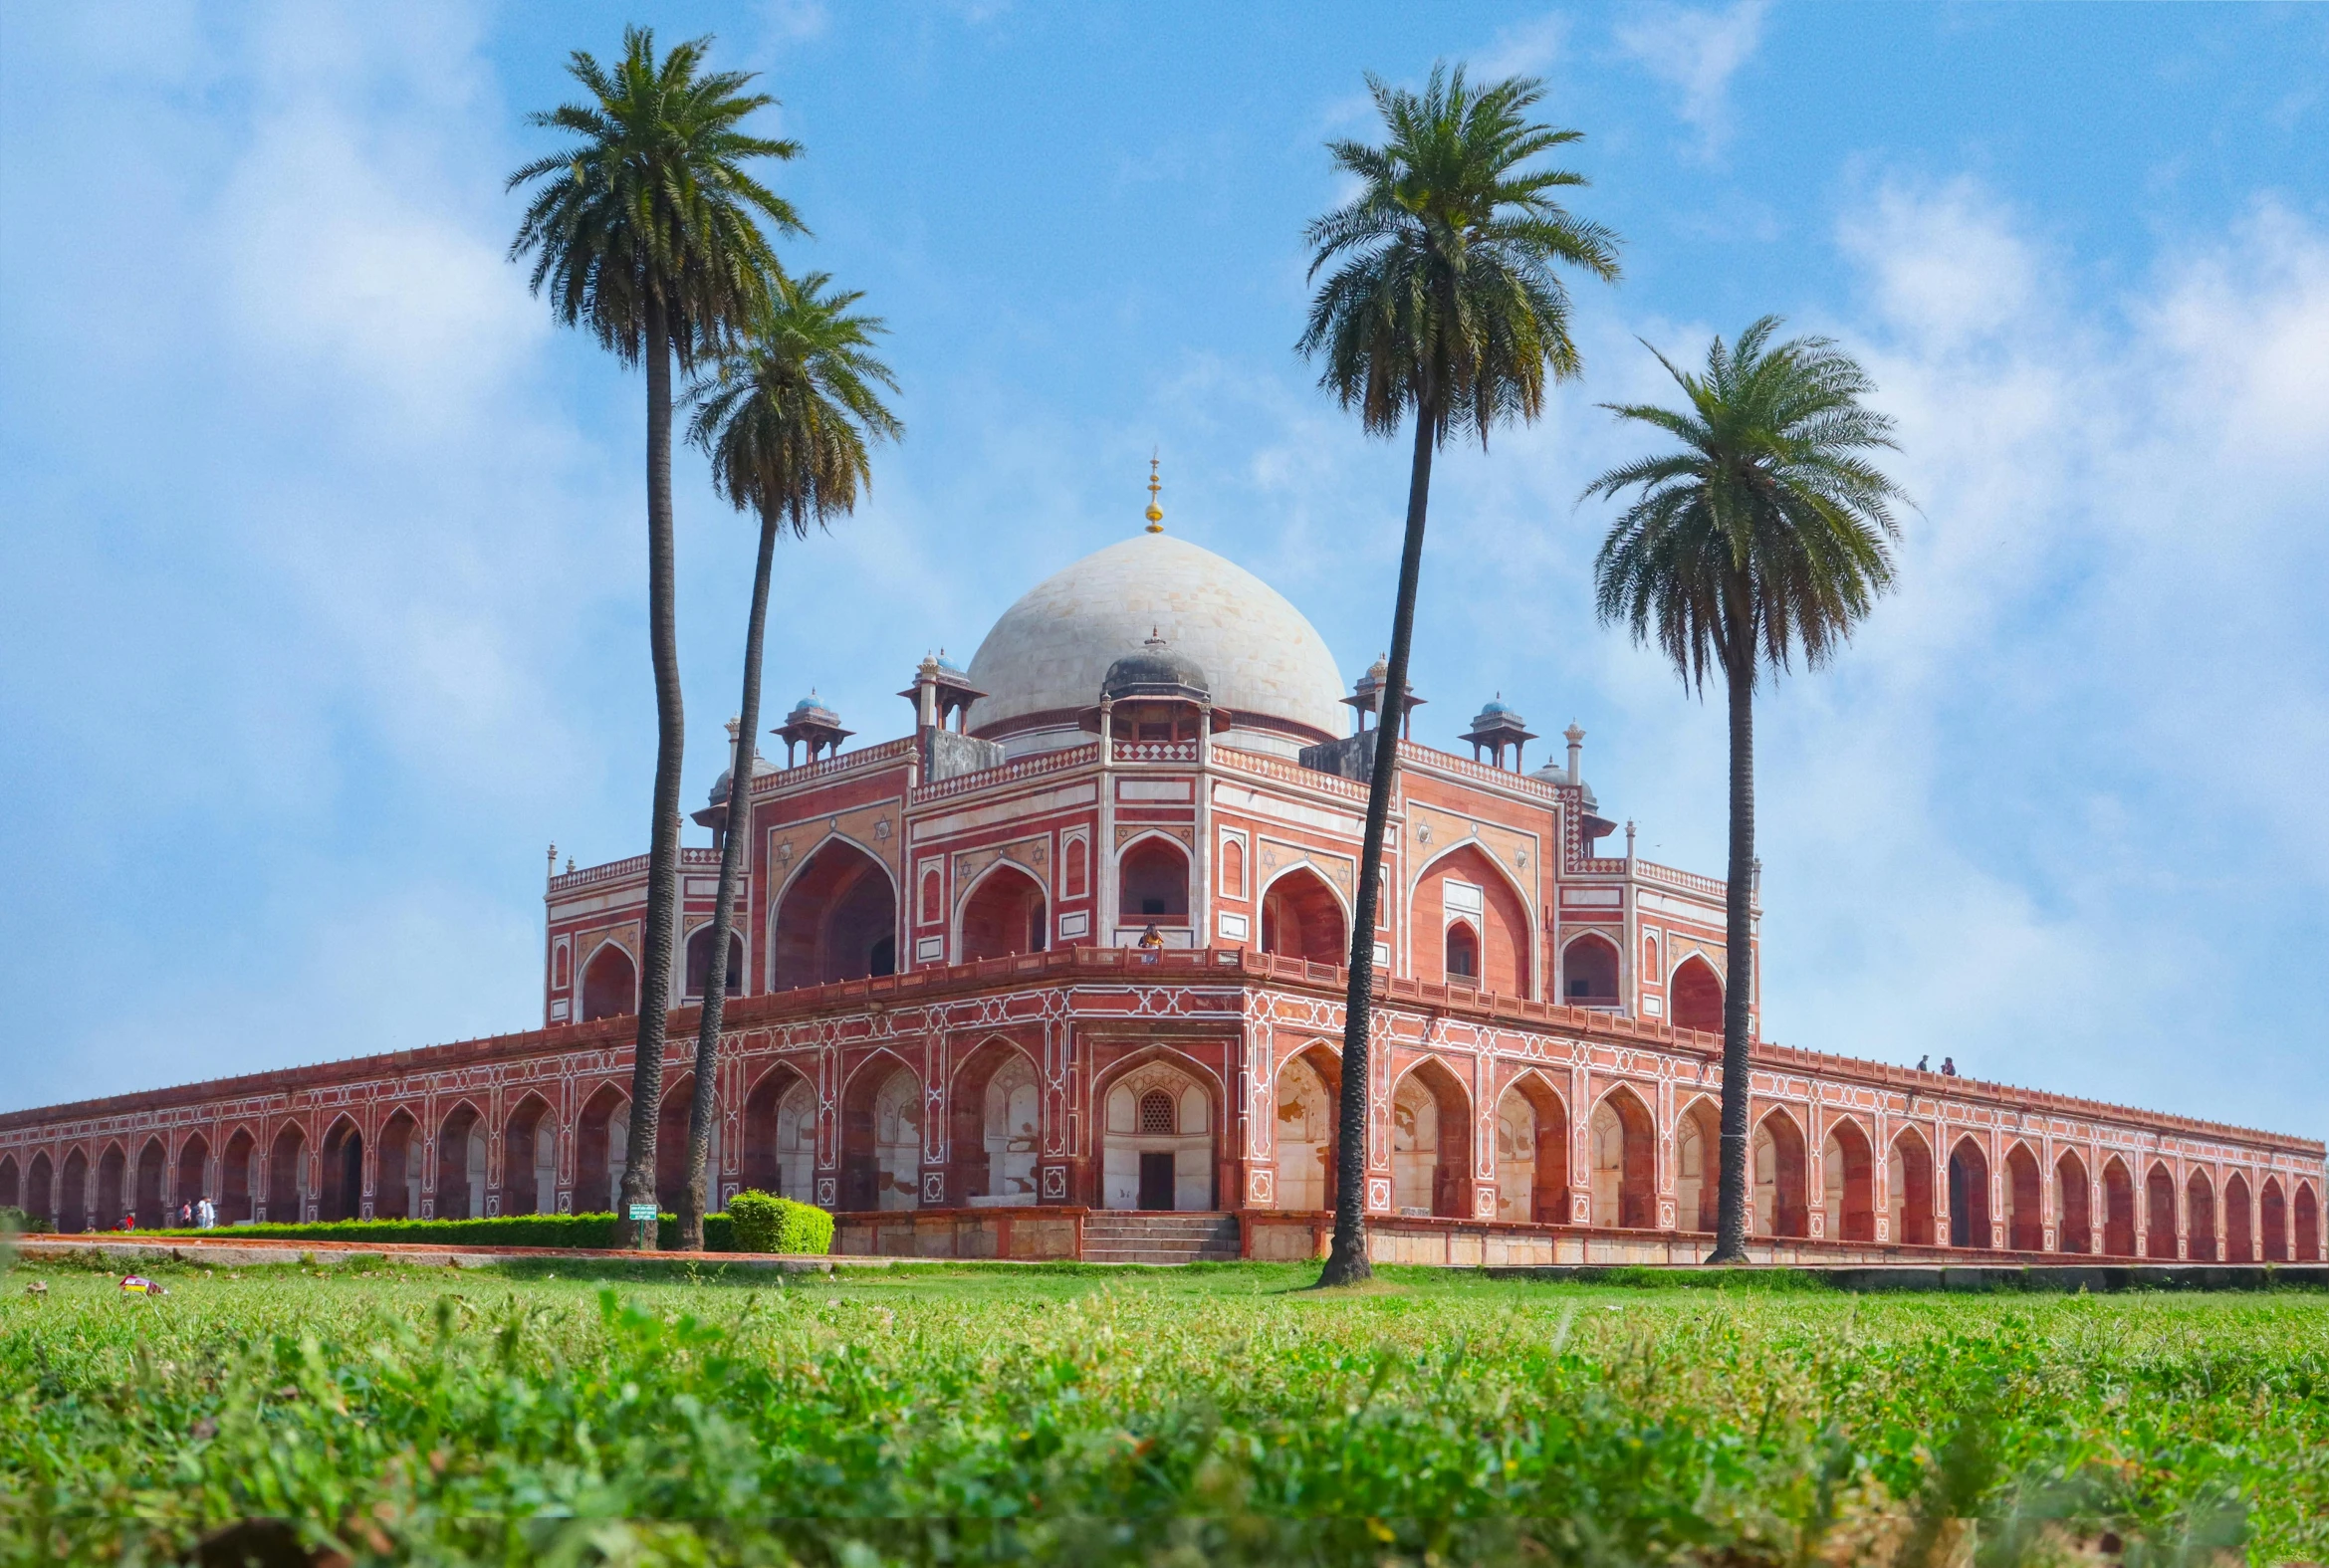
[1138,1152,1175,1211]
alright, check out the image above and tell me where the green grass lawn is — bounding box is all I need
[1,1251,2322,1566]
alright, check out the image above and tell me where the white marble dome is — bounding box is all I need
[965,531,1348,758]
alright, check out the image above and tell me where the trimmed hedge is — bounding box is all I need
[724,1190,835,1254]
[137,1212,738,1251]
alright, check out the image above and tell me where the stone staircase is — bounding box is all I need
[1080,1211,1242,1265]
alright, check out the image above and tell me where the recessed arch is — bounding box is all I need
[174,1134,211,1221]
[1272,1044,1341,1213]
[683,924,746,1000]
[2223,1171,2252,1263]
[0,1155,17,1212]
[503,1093,557,1217]
[948,1037,1043,1205]
[958,861,1048,963]
[24,1152,53,1228]
[2101,1156,2137,1255]
[651,1072,709,1213]
[133,1136,167,1230]
[1889,1127,1936,1246]
[374,1109,419,1220]
[1116,833,1191,927]
[219,1128,256,1226]
[318,1116,363,1223]
[580,940,638,1022]
[1495,1068,1569,1225]
[2185,1168,2217,1261]
[96,1141,127,1231]
[1096,1044,1223,1212]
[60,1147,90,1232]
[2054,1148,2092,1254]
[1443,919,1480,984]
[1821,1115,1876,1242]
[742,1060,817,1202]
[2260,1176,2289,1262]
[2144,1162,2179,1258]
[1390,1057,1473,1219]
[576,1084,630,1215]
[267,1122,309,1224]
[1560,932,1621,1006]
[1670,957,1724,1034]
[435,1100,485,1221]
[2002,1140,2043,1252]
[1587,1084,1656,1230]
[1259,865,1347,966]
[1413,841,1532,996]
[2296,1181,2321,1261]
[773,836,899,989]
[1947,1136,1990,1248]
[838,1048,924,1213]
[1675,1094,1722,1233]
[1751,1107,1808,1238]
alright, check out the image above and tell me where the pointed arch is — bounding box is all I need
[1116,832,1191,927]
[1889,1127,1936,1245]
[2144,1162,2179,1258]
[2185,1168,2217,1261]
[2260,1176,2289,1262]
[0,1155,16,1213]
[1414,841,1532,996]
[2296,1181,2321,1261]
[839,1048,924,1213]
[1259,864,1346,966]
[948,1036,1043,1205]
[576,1084,630,1215]
[59,1147,89,1232]
[318,1116,363,1223]
[742,1060,817,1202]
[435,1100,485,1221]
[1273,1044,1341,1213]
[1587,1083,1656,1230]
[1390,1057,1473,1219]
[1096,1044,1224,1212]
[267,1122,309,1224]
[1821,1115,1876,1243]
[374,1109,419,1220]
[1670,956,1723,1033]
[133,1136,168,1230]
[219,1128,256,1226]
[174,1134,211,1220]
[580,940,638,1022]
[96,1141,127,1231]
[1752,1107,1809,1238]
[25,1152,53,1228]
[1675,1095,1723,1233]
[1560,932,1621,1006]
[1495,1069,1569,1225]
[2222,1171,2252,1263]
[504,1093,557,1217]
[958,861,1048,963]
[2001,1140,2043,1252]
[772,834,899,990]
[1947,1136,1990,1248]
[2054,1148,2091,1254]
[684,924,746,1000]
[2101,1155,2136,1255]
[652,1072,709,1212]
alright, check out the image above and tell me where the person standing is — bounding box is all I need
[196,1196,215,1231]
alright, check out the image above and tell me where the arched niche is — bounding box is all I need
[1100,1054,1216,1212]
[1117,835,1191,928]
[774,839,898,990]
[654,1072,709,1213]
[684,926,745,1000]
[318,1118,363,1223]
[1587,1086,1655,1230]
[435,1103,484,1221]
[1444,921,1480,984]
[960,864,1048,963]
[742,1063,817,1202]
[2101,1157,2137,1256]
[504,1095,557,1217]
[1751,1110,1808,1238]
[576,1085,631,1216]
[1946,1137,1990,1248]
[581,942,637,1022]
[948,1039,1042,1206]
[1561,933,1620,1006]
[1821,1117,1876,1243]
[1671,957,1723,1034]
[1889,1128,1936,1246]
[175,1135,210,1221]
[96,1142,126,1231]
[1260,867,1345,966]
[219,1130,256,1226]
[2055,1150,2092,1254]
[2144,1162,2179,1258]
[60,1147,89,1232]
[1494,1072,1568,1225]
[1273,1047,1339,1213]
[375,1111,419,1220]
[839,1055,923,1213]
[1391,1058,1472,1219]
[0,1156,16,1213]
[2222,1172,2252,1263]
[2260,1177,2288,1262]
[268,1124,308,1224]
[26,1152,55,1228]
[1676,1097,1722,1233]
[2003,1141,2043,1252]
[2295,1182,2321,1261]
[1415,844,1530,996]
[2185,1169,2217,1261]
[133,1137,167,1230]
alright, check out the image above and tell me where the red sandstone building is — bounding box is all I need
[3,518,2321,1264]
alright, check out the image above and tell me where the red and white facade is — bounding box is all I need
[3,527,2321,1263]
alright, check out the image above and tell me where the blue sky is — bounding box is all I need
[3,2,2325,1138]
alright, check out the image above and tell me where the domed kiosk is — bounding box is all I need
[964,532,1347,759]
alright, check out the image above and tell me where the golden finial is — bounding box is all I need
[1144,452,1164,533]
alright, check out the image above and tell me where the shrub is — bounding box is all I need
[0,1206,54,1235]
[139,1212,736,1251]
[724,1190,834,1254]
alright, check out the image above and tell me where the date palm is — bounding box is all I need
[1584,317,1905,1263]
[675,273,901,1249]
[1298,63,1619,1286]
[509,27,802,1247]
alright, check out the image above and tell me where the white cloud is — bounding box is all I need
[1612,0,1768,153]
[1480,13,1570,82]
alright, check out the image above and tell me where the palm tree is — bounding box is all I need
[1583,317,1905,1263]
[1297,64,1619,1287]
[509,27,803,1248]
[674,273,902,1249]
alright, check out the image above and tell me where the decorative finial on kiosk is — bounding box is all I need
[1144,452,1164,533]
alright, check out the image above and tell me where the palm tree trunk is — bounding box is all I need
[616,296,686,1252]
[677,505,779,1249]
[1318,405,1437,1288]
[1706,645,1755,1263]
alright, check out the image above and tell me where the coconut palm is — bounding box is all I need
[674,273,902,1249]
[1297,64,1619,1286]
[1584,317,1905,1263]
[509,27,803,1248]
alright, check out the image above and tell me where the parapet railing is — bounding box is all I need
[909,743,1099,804]
[1111,739,1199,763]
[550,846,725,896]
[1211,746,1372,801]
[752,736,917,794]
